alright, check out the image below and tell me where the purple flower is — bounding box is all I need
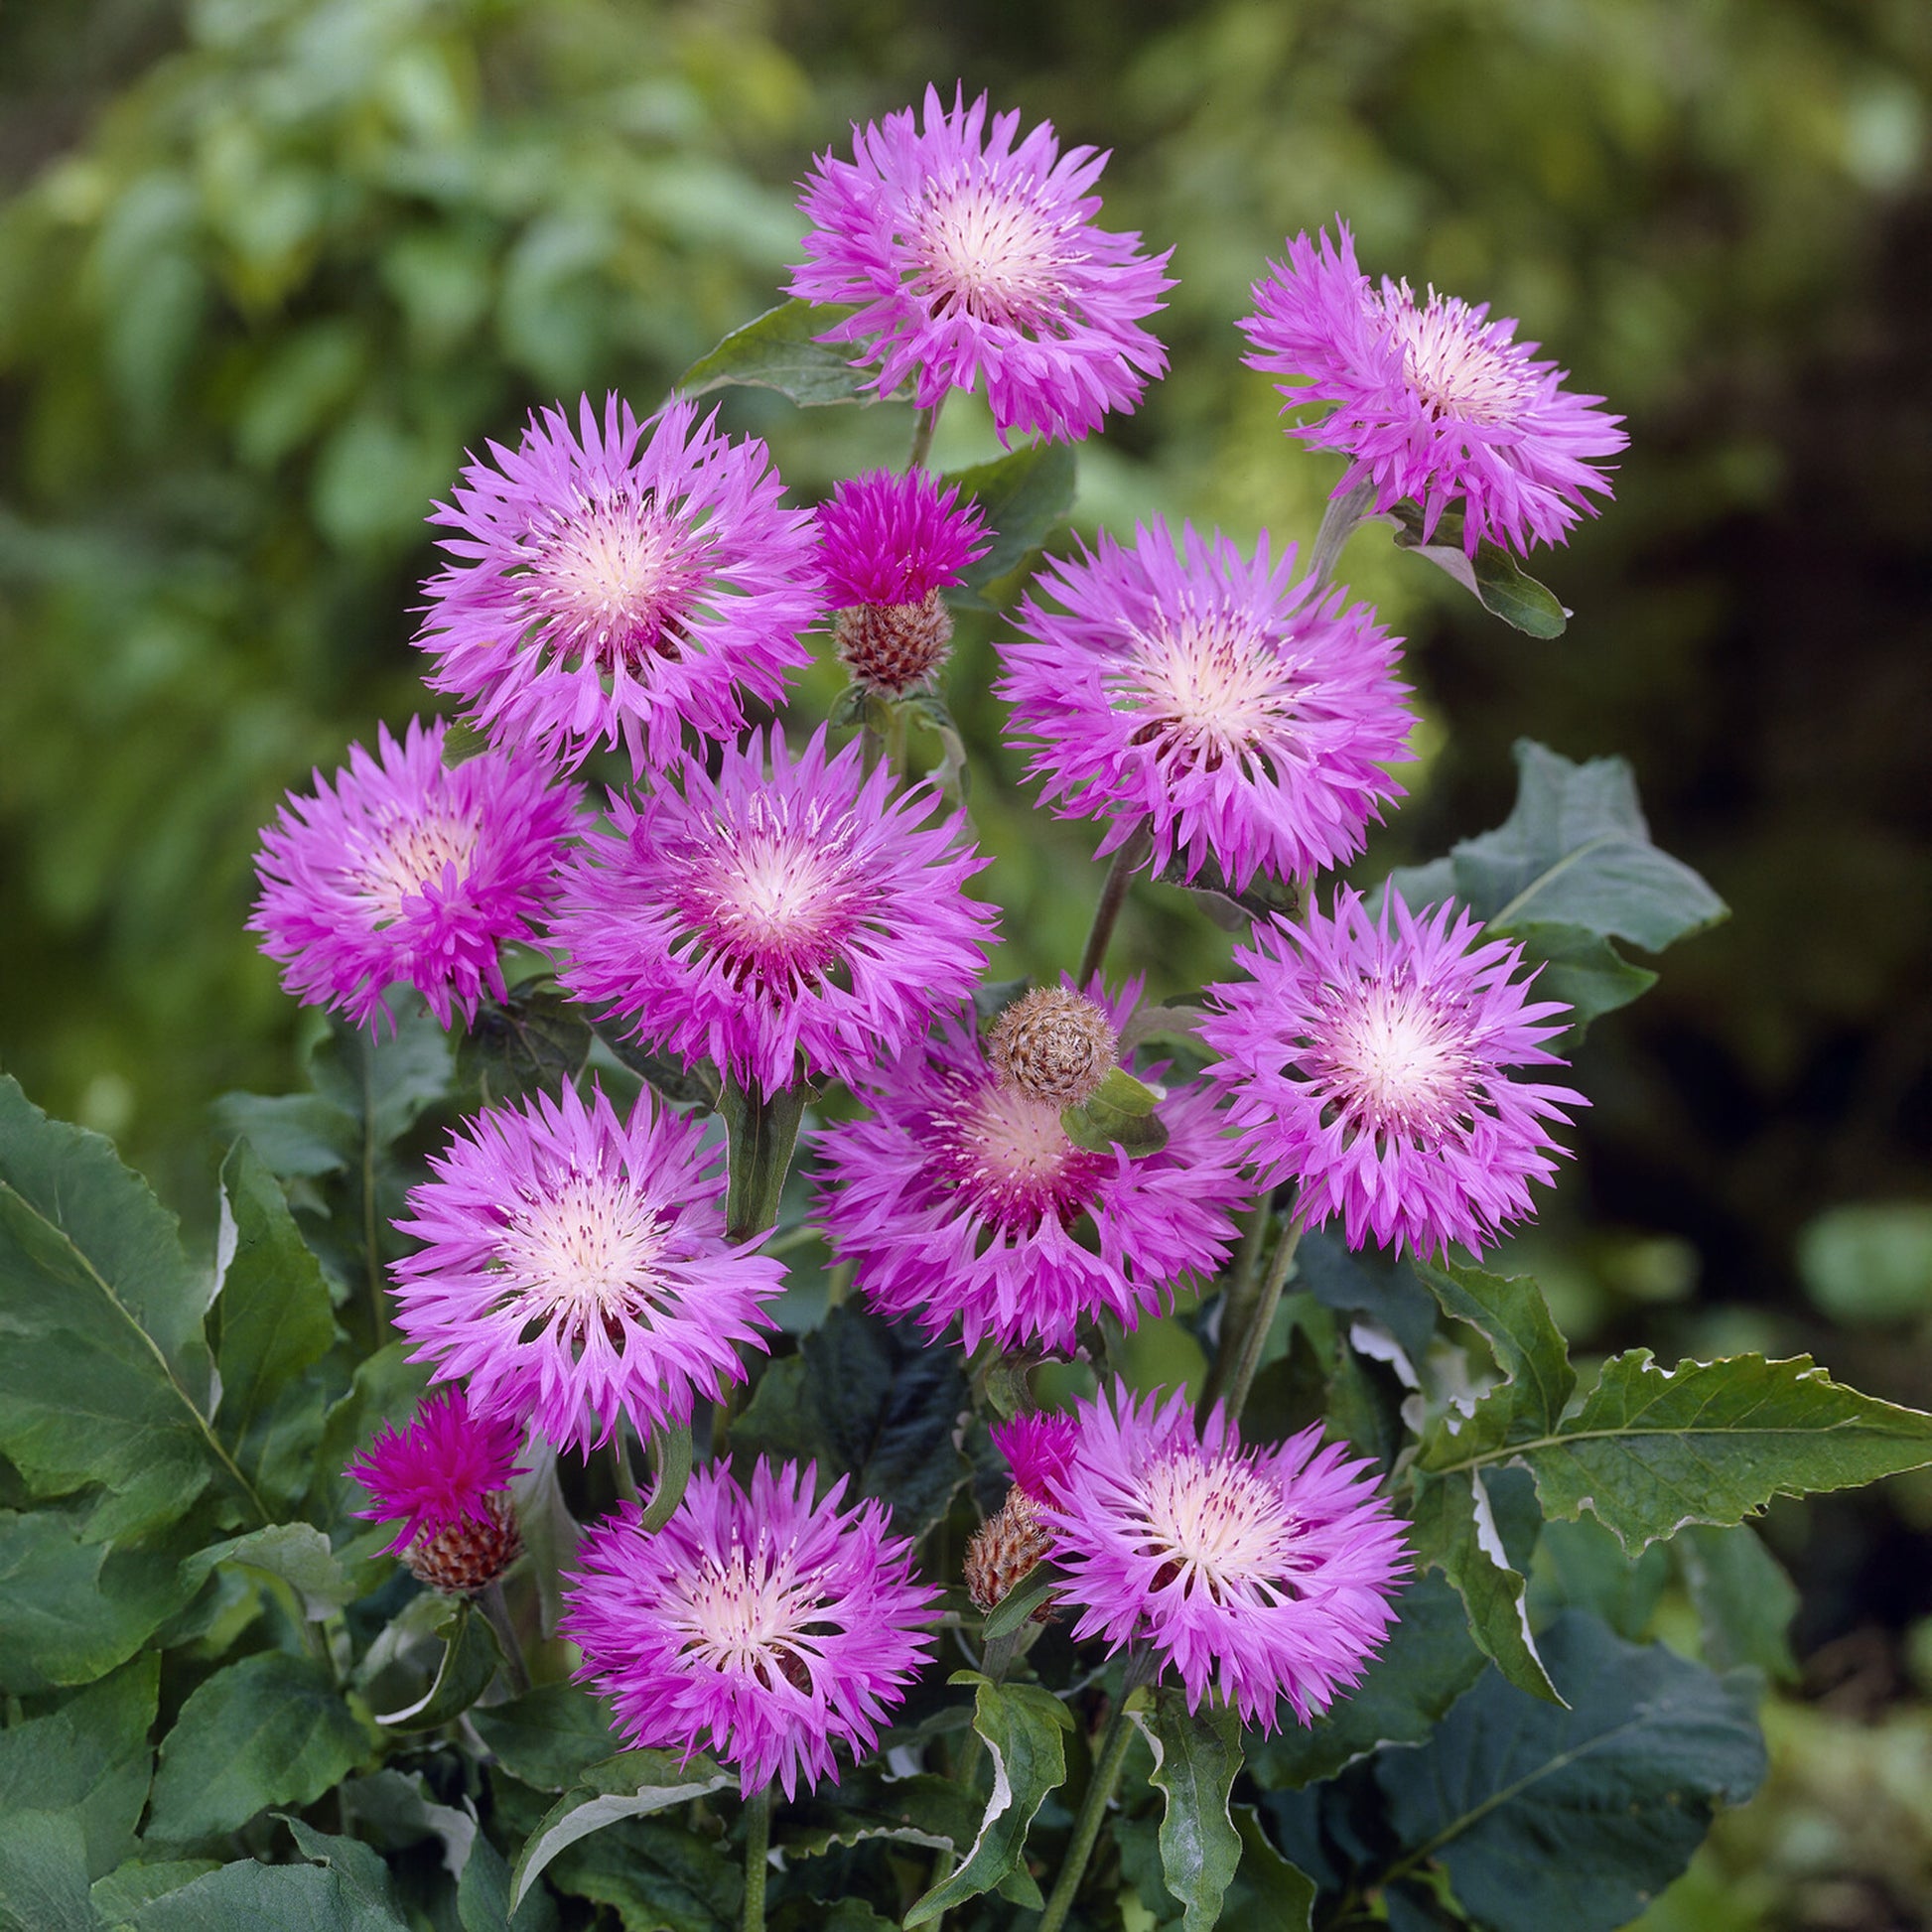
[564,1459,938,1797]
[389,1083,785,1456]
[417,394,820,774]
[552,727,998,1099]
[1039,1384,1408,1729]
[817,467,991,608]
[789,86,1173,444]
[1199,888,1586,1259]
[816,980,1252,1354]
[249,716,580,1032]
[991,1411,1080,1504]
[348,1385,527,1558]
[997,520,1413,892]
[1239,222,1627,557]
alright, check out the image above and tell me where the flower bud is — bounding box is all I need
[989,986,1120,1108]
[835,589,954,695]
[964,1488,1053,1616]
[405,1492,522,1595]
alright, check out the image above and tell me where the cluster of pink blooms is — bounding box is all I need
[248,82,1627,1795]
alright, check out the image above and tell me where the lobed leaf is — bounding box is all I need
[1132,1688,1244,1932]
[775,1764,978,1861]
[673,299,879,408]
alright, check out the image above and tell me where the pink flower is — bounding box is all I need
[552,727,998,1099]
[816,467,990,609]
[1039,1384,1408,1729]
[389,1083,784,1456]
[991,1411,1080,1504]
[416,394,820,774]
[1199,888,1585,1258]
[348,1385,526,1558]
[249,716,579,1032]
[790,86,1173,443]
[816,980,1252,1354]
[1239,223,1627,557]
[564,1459,938,1797]
[996,520,1413,892]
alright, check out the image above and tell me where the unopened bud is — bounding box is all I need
[964,1488,1054,1616]
[989,987,1120,1108]
[405,1492,521,1595]
[835,589,954,694]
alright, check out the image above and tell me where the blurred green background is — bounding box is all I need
[3,3,1930,1923]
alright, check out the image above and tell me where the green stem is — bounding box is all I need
[610,1428,639,1506]
[637,1420,693,1533]
[925,1632,1021,1932]
[1037,1653,1154,1932]
[1077,821,1153,987]
[1310,481,1376,587]
[479,1579,530,1696]
[906,399,943,471]
[1218,1209,1305,1427]
[1198,1201,1272,1417]
[362,1054,389,1347]
[740,1782,771,1932]
[723,1076,809,1243]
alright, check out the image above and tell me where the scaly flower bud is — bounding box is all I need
[989,985,1121,1108]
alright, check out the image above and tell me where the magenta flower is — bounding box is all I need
[389,1083,784,1455]
[563,1459,938,1797]
[790,86,1173,444]
[1199,888,1585,1259]
[991,1411,1080,1504]
[348,1385,526,1558]
[1039,1384,1408,1729]
[997,520,1413,892]
[817,467,991,608]
[552,727,998,1099]
[249,716,579,1032]
[816,980,1252,1354]
[416,394,820,774]
[1239,222,1627,557]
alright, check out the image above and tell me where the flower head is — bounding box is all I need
[1239,223,1627,556]
[389,1083,784,1455]
[991,1410,1081,1504]
[564,1459,937,1797]
[989,985,1121,1108]
[1199,888,1586,1258]
[996,522,1412,893]
[816,980,1252,1354]
[417,394,820,774]
[553,727,998,1098]
[250,717,579,1032]
[790,86,1173,443]
[1039,1385,1408,1728]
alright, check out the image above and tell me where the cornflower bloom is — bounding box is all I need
[249,716,579,1032]
[564,1459,937,1797]
[997,520,1412,891]
[1239,222,1627,556]
[417,394,820,773]
[790,86,1173,443]
[1040,1384,1408,1728]
[965,1410,1081,1615]
[1199,888,1585,1258]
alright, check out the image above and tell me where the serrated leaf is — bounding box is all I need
[1412,1257,1576,1448]
[211,1142,340,1516]
[377,1599,502,1728]
[471,1684,620,1791]
[128,1855,410,1930]
[1676,1524,1799,1680]
[1132,1688,1243,1932]
[673,298,882,407]
[902,1676,1071,1925]
[1388,503,1570,638]
[179,1523,353,1621]
[945,443,1077,611]
[0,1808,99,1932]
[147,1652,368,1842]
[509,1752,733,1913]
[776,1764,978,1860]
[1249,1571,1487,1788]
[1376,1612,1765,1932]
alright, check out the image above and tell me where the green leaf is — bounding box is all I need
[902,1675,1071,1926]
[458,1832,559,1932]
[599,1034,722,1112]
[89,1862,219,1924]
[146,1651,368,1842]
[945,443,1078,611]
[980,1565,1059,1641]
[543,1813,740,1932]
[509,1751,733,1913]
[506,1446,579,1640]
[1154,849,1301,931]
[673,299,881,407]
[1295,1230,1439,1367]
[0,1076,250,1541]
[1376,1612,1766,1932]
[1532,1515,1670,1639]
[207,1093,352,1180]
[776,1764,979,1860]
[771,1904,897,1932]
[1249,1572,1488,1788]
[1387,502,1571,637]
[1221,1806,1316,1932]
[458,990,595,1106]
[1061,1066,1170,1158]
[0,1655,157,1877]
[1131,1688,1243,1932]
[1412,1256,1576,1459]
[1676,1524,1799,1680]
[376,1599,502,1728]
[179,1524,353,1622]
[471,1684,620,1792]
[733,1306,970,1540]
[277,1820,408,1924]
[1502,921,1658,1037]
[127,1856,410,1931]
[310,1342,428,1532]
[0,1809,100,1932]
[210,1142,340,1517]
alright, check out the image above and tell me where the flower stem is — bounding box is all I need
[1197,1200,1272,1418]
[907,399,943,471]
[723,1076,809,1243]
[1310,481,1376,588]
[1077,821,1153,987]
[637,1420,693,1533]
[1216,1209,1305,1427]
[610,1428,639,1506]
[1037,1652,1154,1932]
[479,1579,531,1696]
[740,1782,771,1932]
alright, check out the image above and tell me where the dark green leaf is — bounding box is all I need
[338,1768,476,1872]
[307,996,455,1154]
[1376,1612,1766,1932]
[211,1142,340,1517]
[88,1862,219,1924]
[458,1831,561,1932]
[147,1651,368,1842]
[1531,1516,1670,1639]
[376,1599,502,1729]
[1503,921,1658,1038]
[1154,849,1301,930]
[459,991,594,1106]
[1221,1806,1316,1932]
[1387,503,1569,637]
[770,1904,897,1932]
[1677,1524,1799,1680]
[543,1813,739,1932]
[902,1675,1071,1925]
[179,1524,353,1622]
[506,1447,580,1640]
[981,1565,1059,1641]
[310,1343,428,1532]
[1413,1257,1576,1452]
[776,1764,978,1860]
[128,1858,409,1931]
[597,1034,721,1111]
[1249,1572,1488,1788]
[1060,1066,1170,1157]
[1296,1231,1439,1368]
[945,443,1077,610]
[471,1684,621,1792]
[0,1809,99,1932]
[207,1093,352,1180]
[0,1655,157,1878]
[278,1820,407,1924]
[1133,1688,1243,1932]
[674,299,880,407]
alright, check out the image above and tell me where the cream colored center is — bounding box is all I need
[1137,1452,1290,1596]
[1383,294,1532,424]
[912,183,1065,327]
[493,1174,670,1323]
[1322,982,1473,1131]
[671,1544,821,1685]
[1123,614,1293,766]
[356,811,482,922]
